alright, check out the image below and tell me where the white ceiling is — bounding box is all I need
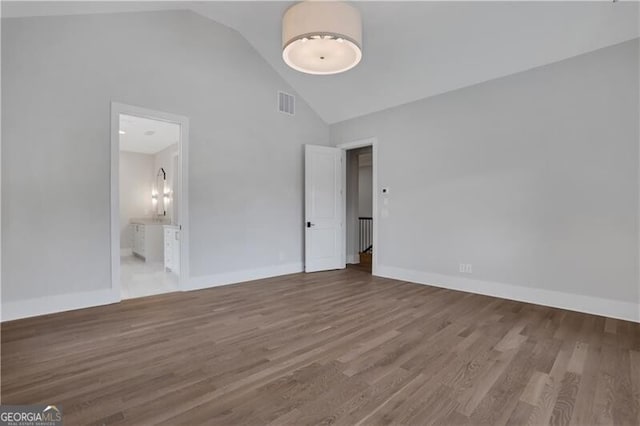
[119,114,180,154]
[4,1,639,123]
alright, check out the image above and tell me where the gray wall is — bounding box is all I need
[358,163,373,217]
[331,39,639,303]
[2,10,329,302]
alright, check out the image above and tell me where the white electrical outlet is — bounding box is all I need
[459,263,473,273]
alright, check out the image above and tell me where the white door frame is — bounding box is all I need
[110,102,190,300]
[337,137,378,276]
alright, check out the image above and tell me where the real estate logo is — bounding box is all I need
[0,405,62,426]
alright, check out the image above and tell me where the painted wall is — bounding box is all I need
[331,40,639,312]
[358,156,373,218]
[1,10,328,309]
[119,151,155,249]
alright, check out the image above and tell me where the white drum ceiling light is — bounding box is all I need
[282,1,362,75]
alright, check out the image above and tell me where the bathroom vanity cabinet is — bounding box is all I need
[164,225,180,274]
[131,222,164,262]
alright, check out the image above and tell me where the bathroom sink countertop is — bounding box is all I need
[130,218,170,225]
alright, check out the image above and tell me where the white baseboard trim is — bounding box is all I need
[376,265,640,323]
[7,263,634,324]
[346,254,359,264]
[120,248,133,256]
[2,288,119,322]
[2,263,303,322]
[185,262,304,291]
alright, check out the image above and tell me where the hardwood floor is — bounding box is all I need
[347,262,372,274]
[2,269,639,425]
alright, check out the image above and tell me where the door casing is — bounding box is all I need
[110,102,190,300]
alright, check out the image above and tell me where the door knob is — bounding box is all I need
[307,221,315,228]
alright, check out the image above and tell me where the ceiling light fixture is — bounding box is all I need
[282,1,362,75]
[119,130,126,135]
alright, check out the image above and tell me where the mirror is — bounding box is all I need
[155,167,166,216]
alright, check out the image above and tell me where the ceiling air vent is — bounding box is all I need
[278,91,295,116]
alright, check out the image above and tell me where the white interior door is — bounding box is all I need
[305,145,345,272]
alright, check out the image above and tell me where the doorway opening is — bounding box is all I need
[345,146,373,274]
[111,103,189,300]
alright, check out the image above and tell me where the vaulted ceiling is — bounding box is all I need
[4,1,639,123]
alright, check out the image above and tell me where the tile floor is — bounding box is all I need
[120,255,178,299]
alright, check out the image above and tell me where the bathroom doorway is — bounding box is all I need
[110,103,189,300]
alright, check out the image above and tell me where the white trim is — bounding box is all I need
[341,148,347,269]
[0,18,3,323]
[110,102,190,301]
[377,265,640,323]
[1,262,302,322]
[178,119,190,287]
[637,32,640,324]
[337,137,378,275]
[110,104,121,301]
[185,262,304,291]
[346,254,359,264]
[120,248,133,257]
[1,289,118,322]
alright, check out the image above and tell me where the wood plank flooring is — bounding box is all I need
[2,269,639,425]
